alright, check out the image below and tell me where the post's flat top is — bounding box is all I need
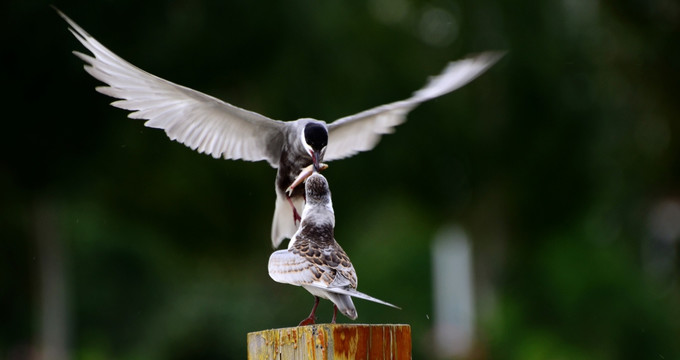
[248,324,411,360]
[248,323,410,334]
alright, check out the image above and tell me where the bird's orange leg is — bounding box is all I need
[298,296,320,326]
[287,196,301,224]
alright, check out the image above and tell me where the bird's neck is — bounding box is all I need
[301,202,334,224]
[288,216,335,249]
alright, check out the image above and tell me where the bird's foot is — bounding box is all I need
[293,207,301,225]
[286,163,329,196]
[298,316,316,327]
[298,297,320,326]
[287,196,302,224]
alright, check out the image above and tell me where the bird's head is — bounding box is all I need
[301,122,328,172]
[305,173,331,204]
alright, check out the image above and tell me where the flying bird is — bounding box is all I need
[268,172,399,325]
[56,9,503,248]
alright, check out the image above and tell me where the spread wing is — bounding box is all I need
[324,52,504,161]
[57,9,285,166]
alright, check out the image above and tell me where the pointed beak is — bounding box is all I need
[312,150,322,172]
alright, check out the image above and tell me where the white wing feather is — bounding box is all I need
[325,52,504,161]
[58,10,285,166]
[269,249,322,286]
[268,250,399,308]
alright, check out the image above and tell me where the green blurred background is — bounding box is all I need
[2,0,679,359]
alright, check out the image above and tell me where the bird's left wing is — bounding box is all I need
[57,9,286,166]
[268,249,399,308]
[269,249,322,286]
[268,248,355,288]
[324,52,504,161]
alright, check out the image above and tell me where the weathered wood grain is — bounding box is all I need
[248,324,411,360]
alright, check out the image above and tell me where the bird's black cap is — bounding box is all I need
[304,123,328,151]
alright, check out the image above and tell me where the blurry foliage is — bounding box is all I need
[2,0,679,359]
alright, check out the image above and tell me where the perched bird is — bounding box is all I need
[56,9,503,248]
[269,172,399,325]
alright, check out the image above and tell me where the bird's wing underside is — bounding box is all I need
[58,9,286,166]
[325,52,504,161]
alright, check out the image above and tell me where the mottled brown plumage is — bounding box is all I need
[290,223,356,288]
[269,173,399,325]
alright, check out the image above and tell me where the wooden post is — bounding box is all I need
[247,324,411,360]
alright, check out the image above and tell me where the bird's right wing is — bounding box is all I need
[57,9,286,166]
[324,52,504,161]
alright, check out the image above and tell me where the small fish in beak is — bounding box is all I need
[286,163,329,197]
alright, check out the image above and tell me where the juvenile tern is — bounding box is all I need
[268,172,399,325]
